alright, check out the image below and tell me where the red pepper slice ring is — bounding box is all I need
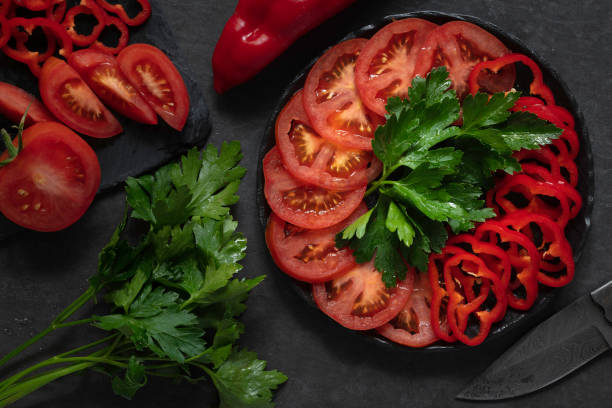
[444,252,507,346]
[13,0,50,11]
[501,211,574,287]
[515,145,578,187]
[494,173,571,229]
[94,0,151,26]
[2,17,72,64]
[469,53,555,106]
[62,2,106,47]
[91,14,128,55]
[46,0,66,22]
[474,220,540,311]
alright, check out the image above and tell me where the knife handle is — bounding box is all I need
[591,281,612,323]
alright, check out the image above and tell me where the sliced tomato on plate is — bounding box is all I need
[39,57,123,138]
[68,49,158,125]
[0,82,55,126]
[0,121,101,232]
[312,259,414,330]
[414,21,514,99]
[263,147,365,229]
[266,202,367,283]
[376,270,439,347]
[354,18,437,116]
[117,44,190,131]
[276,89,381,191]
[303,38,384,151]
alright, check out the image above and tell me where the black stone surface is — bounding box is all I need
[1,1,611,407]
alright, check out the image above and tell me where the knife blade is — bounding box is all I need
[456,281,612,400]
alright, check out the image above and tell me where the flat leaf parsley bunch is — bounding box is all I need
[0,142,287,407]
[337,68,561,287]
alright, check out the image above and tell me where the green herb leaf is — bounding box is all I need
[111,356,147,400]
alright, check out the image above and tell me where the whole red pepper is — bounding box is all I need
[212,0,356,93]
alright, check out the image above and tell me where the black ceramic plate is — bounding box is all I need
[0,0,211,240]
[257,11,595,351]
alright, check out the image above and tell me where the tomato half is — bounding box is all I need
[39,57,122,138]
[303,38,384,151]
[68,49,158,125]
[354,18,437,116]
[263,147,365,229]
[312,259,414,330]
[266,202,367,283]
[117,44,190,131]
[376,270,439,347]
[0,121,101,231]
[276,89,381,191]
[414,21,514,99]
[0,82,55,126]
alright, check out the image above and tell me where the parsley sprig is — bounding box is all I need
[0,143,287,407]
[337,68,561,287]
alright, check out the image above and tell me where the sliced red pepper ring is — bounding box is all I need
[2,17,72,63]
[474,220,540,311]
[501,211,575,287]
[13,0,50,11]
[94,0,151,26]
[494,173,571,229]
[62,2,107,47]
[514,145,578,187]
[46,0,66,22]
[91,14,128,55]
[444,252,506,346]
[469,53,555,106]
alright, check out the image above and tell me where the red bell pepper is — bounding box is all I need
[514,146,578,187]
[91,14,128,55]
[469,53,556,106]
[46,0,66,22]
[212,0,356,93]
[62,1,106,47]
[94,0,150,27]
[444,252,506,346]
[501,211,575,287]
[13,0,50,11]
[474,220,540,311]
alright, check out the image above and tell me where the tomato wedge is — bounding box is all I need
[266,202,367,283]
[312,259,414,330]
[68,49,158,125]
[303,38,384,151]
[354,18,437,116]
[0,82,55,126]
[263,147,365,229]
[117,44,190,131]
[39,57,122,138]
[376,270,439,347]
[414,21,514,99]
[276,89,381,191]
[0,121,101,231]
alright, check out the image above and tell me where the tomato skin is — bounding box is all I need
[312,259,414,330]
[303,38,384,151]
[266,202,367,283]
[0,82,55,126]
[263,147,365,229]
[276,89,380,191]
[0,122,101,232]
[414,21,514,99]
[354,18,437,116]
[68,49,158,125]
[117,44,190,131]
[39,57,123,138]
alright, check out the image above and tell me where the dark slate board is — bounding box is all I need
[0,0,210,240]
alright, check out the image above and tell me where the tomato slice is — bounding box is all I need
[117,44,190,131]
[0,82,55,126]
[276,89,381,191]
[263,147,365,229]
[0,121,101,231]
[68,49,158,125]
[354,18,437,116]
[376,270,439,347]
[266,202,367,283]
[303,38,384,151]
[312,259,414,330]
[39,57,122,139]
[414,21,514,99]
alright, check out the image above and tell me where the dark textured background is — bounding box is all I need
[1,0,611,407]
